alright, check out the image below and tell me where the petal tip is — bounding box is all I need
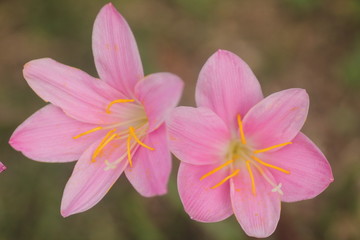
[0,164,6,173]
[60,209,71,218]
[213,49,233,58]
[8,133,21,151]
[140,188,167,198]
[60,202,77,218]
[101,2,120,16]
[23,58,54,76]
[215,49,228,54]
[288,88,308,97]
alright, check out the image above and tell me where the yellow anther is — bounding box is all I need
[237,114,247,145]
[246,161,256,196]
[126,135,133,167]
[251,155,290,174]
[211,169,240,189]
[129,126,154,151]
[92,129,117,162]
[200,159,234,180]
[253,142,292,154]
[73,126,103,139]
[106,99,135,114]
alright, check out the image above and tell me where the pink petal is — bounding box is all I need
[261,132,334,202]
[230,166,281,238]
[61,138,129,217]
[196,50,263,131]
[125,124,171,197]
[0,162,6,173]
[23,58,131,125]
[243,88,309,150]
[178,162,233,222]
[135,73,184,132]
[167,107,231,165]
[9,104,105,162]
[92,3,144,97]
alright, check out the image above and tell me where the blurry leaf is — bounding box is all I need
[171,0,218,19]
[25,0,87,40]
[342,39,360,87]
[282,0,321,13]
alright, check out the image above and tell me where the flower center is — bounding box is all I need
[72,99,154,170]
[200,114,291,196]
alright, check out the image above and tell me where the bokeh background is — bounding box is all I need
[1,0,359,239]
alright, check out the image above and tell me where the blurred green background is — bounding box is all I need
[1,0,360,239]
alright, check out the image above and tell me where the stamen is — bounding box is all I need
[106,99,135,114]
[129,126,154,151]
[246,161,256,195]
[200,159,234,180]
[237,114,247,145]
[251,155,290,174]
[73,126,103,139]
[92,133,117,162]
[126,134,133,167]
[92,129,117,162]
[103,140,138,171]
[253,142,292,154]
[211,169,240,189]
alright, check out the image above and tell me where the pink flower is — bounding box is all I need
[0,162,5,173]
[167,50,333,238]
[9,3,183,217]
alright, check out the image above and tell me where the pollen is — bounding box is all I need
[200,159,234,180]
[246,161,256,196]
[126,134,133,167]
[251,155,290,174]
[237,114,247,145]
[106,99,135,114]
[126,126,155,168]
[253,142,292,154]
[210,169,240,189]
[129,126,154,151]
[92,129,117,162]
